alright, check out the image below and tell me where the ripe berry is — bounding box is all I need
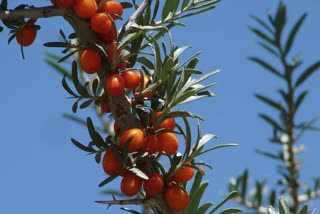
[80,48,101,73]
[73,0,97,19]
[102,149,123,175]
[121,70,141,90]
[91,13,112,34]
[154,111,175,131]
[105,74,125,96]
[101,1,123,20]
[15,25,37,47]
[172,164,195,184]
[119,128,145,152]
[143,134,159,154]
[157,132,179,156]
[121,173,143,196]
[98,23,117,43]
[165,184,190,211]
[143,173,164,196]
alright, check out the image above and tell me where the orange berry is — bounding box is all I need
[119,128,145,152]
[121,70,141,90]
[121,172,143,196]
[80,48,101,73]
[105,74,125,96]
[157,132,179,156]
[143,173,164,196]
[172,165,195,184]
[16,26,37,47]
[101,1,123,20]
[143,134,159,154]
[98,23,117,43]
[73,0,97,19]
[91,13,112,34]
[155,111,175,131]
[165,184,190,211]
[102,149,123,175]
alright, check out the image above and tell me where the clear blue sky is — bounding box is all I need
[0,0,319,213]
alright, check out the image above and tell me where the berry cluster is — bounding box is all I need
[100,110,195,211]
[15,0,197,211]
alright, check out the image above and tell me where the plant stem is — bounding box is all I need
[280,47,299,214]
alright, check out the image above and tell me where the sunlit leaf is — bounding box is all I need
[209,191,238,214]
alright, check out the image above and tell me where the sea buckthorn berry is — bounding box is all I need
[73,0,97,19]
[157,132,179,156]
[98,23,117,43]
[52,0,75,8]
[91,13,112,34]
[102,149,123,175]
[101,1,123,20]
[165,184,190,211]
[172,164,195,184]
[121,172,143,196]
[143,173,164,196]
[15,25,37,47]
[121,70,141,90]
[155,111,175,131]
[119,128,145,152]
[80,48,101,73]
[137,75,153,98]
[100,100,111,113]
[105,74,125,96]
[143,134,159,154]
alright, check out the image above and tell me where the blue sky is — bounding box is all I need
[0,0,319,213]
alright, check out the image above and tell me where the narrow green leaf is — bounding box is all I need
[162,0,175,20]
[198,144,238,157]
[71,138,93,152]
[258,42,279,57]
[98,173,120,187]
[284,13,307,55]
[255,149,282,161]
[181,0,190,11]
[299,204,308,214]
[189,171,203,198]
[196,202,213,214]
[295,90,308,112]
[209,191,238,214]
[269,189,276,206]
[128,167,148,180]
[249,57,283,78]
[295,61,320,87]
[62,76,77,97]
[255,181,262,206]
[274,2,287,42]
[279,197,290,214]
[240,169,248,200]
[151,0,160,22]
[219,208,242,214]
[259,114,284,132]
[188,182,209,213]
[310,208,318,214]
[80,99,94,109]
[255,94,286,113]
[120,207,141,214]
[250,15,274,34]
[249,27,275,46]
[177,4,217,20]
